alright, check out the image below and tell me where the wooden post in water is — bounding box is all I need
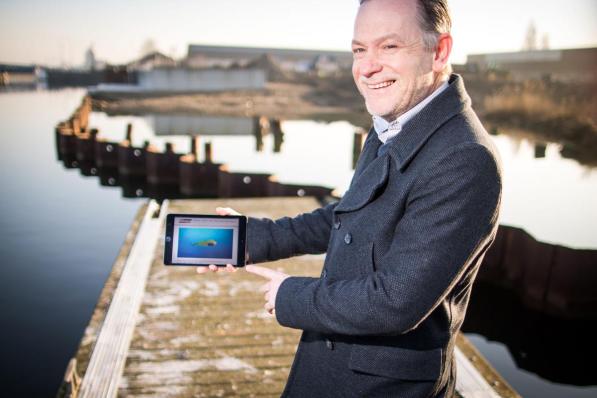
[534,143,546,158]
[180,136,225,197]
[76,127,98,175]
[146,142,181,191]
[78,96,91,131]
[57,124,78,168]
[253,116,264,152]
[117,129,147,178]
[271,119,284,153]
[71,117,81,136]
[352,129,366,170]
[125,123,133,144]
[190,135,200,162]
[204,142,212,164]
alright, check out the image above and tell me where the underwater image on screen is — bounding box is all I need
[177,228,234,259]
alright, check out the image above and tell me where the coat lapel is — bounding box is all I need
[335,75,471,214]
[386,75,471,172]
[352,128,382,182]
[335,153,390,213]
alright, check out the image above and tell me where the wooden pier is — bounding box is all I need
[58,197,518,398]
[54,96,335,201]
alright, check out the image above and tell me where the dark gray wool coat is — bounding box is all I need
[247,74,502,398]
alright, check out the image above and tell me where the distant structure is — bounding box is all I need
[540,33,550,51]
[466,47,597,82]
[90,50,268,93]
[186,44,352,76]
[136,68,266,92]
[127,51,177,72]
[84,47,97,71]
[0,64,45,89]
[522,21,538,51]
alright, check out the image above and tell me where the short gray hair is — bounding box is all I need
[359,0,452,51]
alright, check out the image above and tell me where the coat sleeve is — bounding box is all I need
[247,202,336,263]
[274,143,502,336]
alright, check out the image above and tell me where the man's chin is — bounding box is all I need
[365,103,396,121]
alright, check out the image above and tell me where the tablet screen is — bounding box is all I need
[168,215,244,266]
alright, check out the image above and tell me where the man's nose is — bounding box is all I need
[358,53,383,77]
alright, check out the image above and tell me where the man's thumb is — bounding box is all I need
[216,207,240,216]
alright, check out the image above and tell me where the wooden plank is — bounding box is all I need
[456,333,520,398]
[70,197,517,397]
[455,346,502,398]
[78,199,168,398]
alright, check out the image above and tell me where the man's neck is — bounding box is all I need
[372,76,450,144]
[382,74,449,123]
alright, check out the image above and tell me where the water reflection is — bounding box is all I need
[481,225,597,319]
[149,114,285,153]
[485,113,597,169]
[56,102,597,251]
[4,88,596,397]
[464,224,597,397]
[56,98,364,200]
[56,95,597,397]
[0,89,143,397]
[151,114,254,136]
[55,127,335,200]
[463,281,597,389]
[492,135,597,250]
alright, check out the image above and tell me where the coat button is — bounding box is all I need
[322,269,328,278]
[344,233,352,245]
[325,338,334,350]
[333,220,341,229]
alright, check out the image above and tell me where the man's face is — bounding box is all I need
[352,0,437,121]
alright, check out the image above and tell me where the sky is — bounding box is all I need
[1,0,596,67]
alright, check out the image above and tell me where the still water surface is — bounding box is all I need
[0,89,141,396]
[1,89,595,397]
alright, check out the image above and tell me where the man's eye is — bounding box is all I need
[352,48,365,54]
[383,44,398,50]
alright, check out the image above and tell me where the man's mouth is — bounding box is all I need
[366,80,396,90]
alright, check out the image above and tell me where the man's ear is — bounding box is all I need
[432,33,452,73]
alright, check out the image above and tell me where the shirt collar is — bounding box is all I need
[372,80,449,144]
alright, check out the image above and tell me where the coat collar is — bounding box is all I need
[335,153,390,213]
[334,75,471,213]
[385,74,471,172]
[352,127,382,182]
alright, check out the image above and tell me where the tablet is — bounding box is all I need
[164,214,247,266]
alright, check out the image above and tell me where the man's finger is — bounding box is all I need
[246,265,280,280]
[258,282,270,293]
[216,207,241,216]
[196,267,209,274]
[226,264,237,272]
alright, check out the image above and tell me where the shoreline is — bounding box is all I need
[91,75,597,167]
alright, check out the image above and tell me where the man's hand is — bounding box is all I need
[196,207,242,274]
[245,265,290,315]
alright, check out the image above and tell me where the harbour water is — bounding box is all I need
[1,88,596,396]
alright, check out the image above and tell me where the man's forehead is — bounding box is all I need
[358,0,418,15]
[353,0,419,42]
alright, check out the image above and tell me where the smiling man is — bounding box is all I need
[202,0,502,396]
[352,0,451,124]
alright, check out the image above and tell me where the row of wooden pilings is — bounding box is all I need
[55,96,335,199]
[480,225,597,320]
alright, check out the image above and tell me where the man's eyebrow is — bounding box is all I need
[351,34,404,46]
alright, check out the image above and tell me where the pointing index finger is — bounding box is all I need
[245,265,279,280]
